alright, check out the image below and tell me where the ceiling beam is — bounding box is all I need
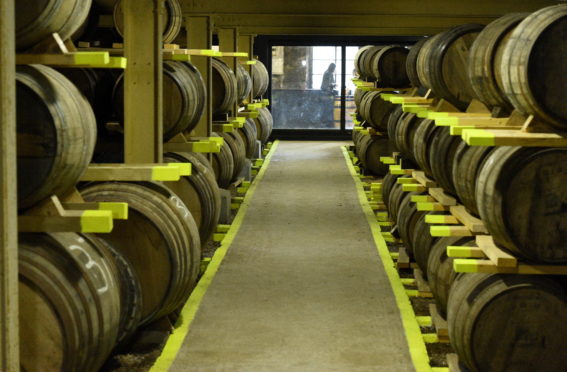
[182,0,559,35]
[182,0,558,17]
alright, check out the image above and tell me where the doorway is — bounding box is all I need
[253,36,421,140]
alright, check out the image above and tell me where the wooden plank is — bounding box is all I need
[453,259,567,275]
[417,202,450,212]
[19,212,113,233]
[413,269,433,298]
[62,202,128,220]
[123,0,163,163]
[462,128,567,147]
[446,246,485,258]
[212,123,235,132]
[475,235,517,268]
[397,247,411,269]
[18,196,114,233]
[450,124,522,136]
[402,184,427,192]
[425,214,459,224]
[238,34,255,103]
[80,163,191,182]
[0,0,19,368]
[397,178,419,185]
[430,225,473,237]
[412,171,437,188]
[450,205,488,234]
[429,188,457,206]
[429,303,449,339]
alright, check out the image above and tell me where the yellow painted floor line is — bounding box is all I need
[341,146,432,372]
[151,140,280,372]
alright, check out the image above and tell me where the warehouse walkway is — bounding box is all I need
[170,141,414,371]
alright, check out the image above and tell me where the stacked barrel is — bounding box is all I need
[359,5,567,372]
[211,57,273,188]
[14,1,273,371]
[352,45,410,177]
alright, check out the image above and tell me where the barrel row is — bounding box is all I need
[380,143,567,372]
[379,100,567,264]
[21,178,204,372]
[354,8,567,263]
[354,45,410,88]
[15,3,273,372]
[405,5,567,130]
[355,7,567,368]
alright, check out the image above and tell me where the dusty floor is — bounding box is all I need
[170,141,415,371]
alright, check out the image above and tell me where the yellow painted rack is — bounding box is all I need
[19,195,128,234]
[80,163,191,182]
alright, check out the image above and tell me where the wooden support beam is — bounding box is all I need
[187,16,213,138]
[0,0,19,369]
[181,0,557,18]
[123,0,163,163]
[238,34,255,103]
[218,27,239,114]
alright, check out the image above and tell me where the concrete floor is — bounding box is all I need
[170,141,414,371]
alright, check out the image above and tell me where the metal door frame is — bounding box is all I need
[253,35,422,140]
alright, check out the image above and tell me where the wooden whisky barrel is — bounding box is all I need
[211,133,235,188]
[56,68,100,106]
[468,13,528,111]
[253,107,274,144]
[397,192,427,257]
[236,64,253,105]
[406,38,428,88]
[412,118,438,178]
[387,176,411,223]
[163,152,221,243]
[359,91,396,131]
[416,33,443,90]
[219,132,247,181]
[15,0,92,50]
[113,61,206,141]
[356,134,396,177]
[182,60,207,132]
[251,60,270,98]
[411,213,439,275]
[419,24,484,110]
[359,46,384,80]
[381,172,400,206]
[426,237,474,317]
[16,65,97,210]
[500,5,567,131]
[354,46,379,79]
[476,147,567,263]
[452,142,493,216]
[238,120,259,158]
[113,0,182,43]
[81,182,201,325]
[19,232,121,372]
[448,274,567,372]
[428,127,462,196]
[352,129,361,149]
[386,106,405,152]
[393,112,422,163]
[94,236,142,346]
[370,45,410,88]
[212,58,239,115]
[354,88,367,108]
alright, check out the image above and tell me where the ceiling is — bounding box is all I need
[181,0,561,35]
